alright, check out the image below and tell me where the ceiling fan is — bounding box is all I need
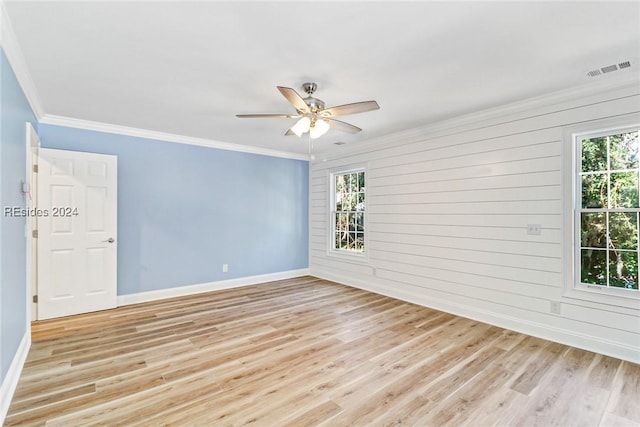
[236,82,380,139]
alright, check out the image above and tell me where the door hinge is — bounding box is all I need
[33,164,38,173]
[32,295,38,303]
[32,230,38,238]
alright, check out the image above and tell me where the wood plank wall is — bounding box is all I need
[309,80,640,362]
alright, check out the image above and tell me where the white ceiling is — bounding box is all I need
[4,1,640,156]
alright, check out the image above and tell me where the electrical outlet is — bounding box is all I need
[222,263,228,273]
[527,224,542,235]
[550,301,561,314]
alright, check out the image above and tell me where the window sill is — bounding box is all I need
[326,249,369,264]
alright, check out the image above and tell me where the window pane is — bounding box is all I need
[358,172,365,192]
[581,174,607,208]
[355,213,364,232]
[581,212,606,248]
[348,213,356,231]
[581,136,608,172]
[336,175,345,193]
[581,249,607,285]
[349,173,357,193]
[341,231,349,250]
[355,233,364,251]
[347,193,358,211]
[610,131,639,170]
[610,172,638,208]
[357,193,365,211]
[335,192,343,211]
[609,212,638,250]
[347,231,355,249]
[608,251,638,289]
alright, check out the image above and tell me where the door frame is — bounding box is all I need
[25,123,40,321]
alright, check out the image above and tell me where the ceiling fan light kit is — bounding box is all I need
[236,82,379,140]
[309,118,330,139]
[291,117,311,137]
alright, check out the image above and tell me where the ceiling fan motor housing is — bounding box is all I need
[302,82,317,95]
[301,82,324,113]
[304,97,325,113]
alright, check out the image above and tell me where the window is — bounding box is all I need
[575,126,640,297]
[331,169,365,254]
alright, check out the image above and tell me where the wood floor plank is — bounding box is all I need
[509,341,566,395]
[281,399,343,427]
[588,354,623,390]
[607,361,640,424]
[5,276,639,426]
[512,377,610,427]
[421,345,506,403]
[423,366,513,426]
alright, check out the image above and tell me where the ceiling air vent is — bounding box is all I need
[587,60,632,77]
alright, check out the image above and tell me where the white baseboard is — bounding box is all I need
[0,331,31,425]
[311,268,640,364]
[117,269,310,306]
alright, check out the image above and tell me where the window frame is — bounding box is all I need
[328,166,368,260]
[564,119,640,308]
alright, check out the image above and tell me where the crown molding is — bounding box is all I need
[4,0,634,164]
[0,2,44,119]
[39,114,310,161]
[316,72,640,163]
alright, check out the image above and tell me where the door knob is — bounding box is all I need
[103,237,115,243]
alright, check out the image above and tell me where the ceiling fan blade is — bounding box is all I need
[285,129,295,136]
[326,118,362,134]
[321,100,379,117]
[277,86,310,113]
[236,113,300,118]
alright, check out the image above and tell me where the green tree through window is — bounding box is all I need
[333,170,365,253]
[579,129,640,290]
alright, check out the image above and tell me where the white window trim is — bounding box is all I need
[328,165,369,262]
[563,116,640,309]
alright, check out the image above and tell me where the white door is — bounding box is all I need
[37,148,118,319]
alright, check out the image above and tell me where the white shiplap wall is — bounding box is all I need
[309,78,640,363]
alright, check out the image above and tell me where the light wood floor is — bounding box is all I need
[5,276,639,426]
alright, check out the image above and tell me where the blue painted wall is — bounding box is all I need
[0,46,307,389]
[38,124,309,296]
[0,48,37,381]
